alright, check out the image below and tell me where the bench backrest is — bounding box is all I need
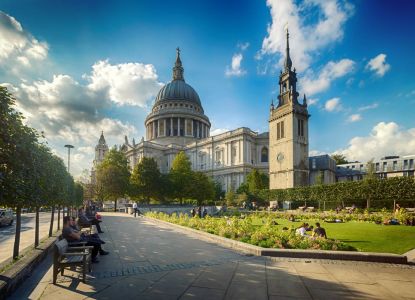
[55,239,68,256]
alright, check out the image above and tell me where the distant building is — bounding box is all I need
[90,131,109,185]
[336,155,415,181]
[309,155,337,185]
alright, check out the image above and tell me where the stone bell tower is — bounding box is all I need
[269,29,310,189]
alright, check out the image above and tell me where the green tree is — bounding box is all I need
[170,151,193,204]
[225,189,236,207]
[188,172,215,205]
[331,154,348,165]
[0,86,41,259]
[96,147,130,211]
[246,169,269,192]
[130,157,162,203]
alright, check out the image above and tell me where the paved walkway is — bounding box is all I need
[11,213,415,300]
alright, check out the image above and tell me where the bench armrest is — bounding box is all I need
[68,246,94,250]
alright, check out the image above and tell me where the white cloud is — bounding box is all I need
[210,128,230,136]
[225,53,247,77]
[309,150,326,156]
[258,0,353,72]
[86,60,163,107]
[358,103,378,111]
[366,53,390,77]
[301,59,355,96]
[347,114,361,122]
[324,97,342,112]
[308,98,319,106]
[237,42,250,51]
[336,122,415,162]
[0,11,48,73]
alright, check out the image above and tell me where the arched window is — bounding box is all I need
[261,147,268,163]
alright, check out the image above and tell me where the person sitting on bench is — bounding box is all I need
[62,216,109,263]
[79,207,104,233]
[70,217,105,245]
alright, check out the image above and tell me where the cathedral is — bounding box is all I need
[92,31,325,192]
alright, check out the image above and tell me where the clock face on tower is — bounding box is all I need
[277,152,285,162]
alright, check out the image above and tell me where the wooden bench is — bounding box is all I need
[53,239,92,284]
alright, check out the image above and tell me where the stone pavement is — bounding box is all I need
[10,212,415,300]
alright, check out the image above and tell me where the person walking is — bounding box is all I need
[133,202,138,217]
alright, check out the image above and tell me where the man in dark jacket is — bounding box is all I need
[78,208,104,233]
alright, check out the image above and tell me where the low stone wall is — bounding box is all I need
[144,216,408,265]
[0,234,57,300]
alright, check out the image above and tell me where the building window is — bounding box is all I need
[261,147,268,163]
[383,162,387,172]
[276,121,285,140]
[297,119,304,137]
[393,160,398,171]
[375,163,379,172]
[410,159,414,169]
[404,160,408,170]
[215,150,222,164]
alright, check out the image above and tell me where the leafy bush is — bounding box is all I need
[146,212,355,251]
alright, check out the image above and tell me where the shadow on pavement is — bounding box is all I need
[8,214,405,299]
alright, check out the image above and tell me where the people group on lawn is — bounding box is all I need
[62,207,109,263]
[295,222,327,239]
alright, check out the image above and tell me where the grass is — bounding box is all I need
[251,217,415,254]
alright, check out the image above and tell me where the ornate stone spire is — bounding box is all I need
[284,29,292,71]
[173,47,184,81]
[98,131,106,145]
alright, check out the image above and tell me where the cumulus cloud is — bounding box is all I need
[225,53,247,77]
[86,60,163,107]
[336,122,415,162]
[308,98,319,106]
[358,103,378,111]
[258,0,354,72]
[347,114,361,122]
[366,53,390,77]
[301,59,355,96]
[0,11,48,74]
[324,97,342,112]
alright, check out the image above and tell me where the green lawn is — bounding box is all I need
[252,218,415,254]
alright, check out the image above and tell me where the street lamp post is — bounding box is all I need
[64,144,74,173]
[64,144,74,218]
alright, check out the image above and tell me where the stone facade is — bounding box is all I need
[121,49,269,192]
[269,30,310,189]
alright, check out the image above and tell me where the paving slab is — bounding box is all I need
[9,212,415,300]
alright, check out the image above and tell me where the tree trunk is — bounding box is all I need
[114,199,117,212]
[13,206,22,260]
[366,198,370,210]
[34,206,40,247]
[49,206,55,237]
[57,206,61,230]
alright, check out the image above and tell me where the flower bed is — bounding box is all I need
[146,212,356,251]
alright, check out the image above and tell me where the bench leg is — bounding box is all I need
[61,267,64,276]
[53,265,58,284]
[83,257,86,283]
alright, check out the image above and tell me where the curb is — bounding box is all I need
[144,216,408,265]
[0,234,57,300]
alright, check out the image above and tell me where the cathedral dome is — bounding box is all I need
[155,80,201,106]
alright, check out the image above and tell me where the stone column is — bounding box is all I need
[170,118,173,136]
[153,121,156,138]
[191,119,194,137]
[163,119,167,136]
[178,117,181,136]
[196,121,200,138]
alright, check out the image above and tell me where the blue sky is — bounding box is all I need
[1,0,415,177]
